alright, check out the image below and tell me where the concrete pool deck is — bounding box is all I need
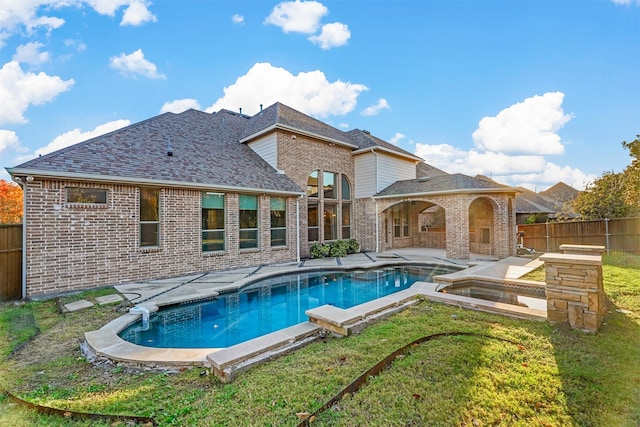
[82,248,546,381]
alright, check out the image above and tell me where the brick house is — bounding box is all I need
[7,102,519,297]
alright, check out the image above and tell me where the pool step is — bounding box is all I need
[206,322,321,383]
[306,290,422,337]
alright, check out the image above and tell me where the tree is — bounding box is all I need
[0,179,23,224]
[572,135,640,220]
[621,135,640,207]
[573,171,630,219]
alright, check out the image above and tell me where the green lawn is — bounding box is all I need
[0,254,638,426]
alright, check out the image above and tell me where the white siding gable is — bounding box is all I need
[354,153,377,198]
[355,151,416,198]
[378,153,416,190]
[247,134,278,169]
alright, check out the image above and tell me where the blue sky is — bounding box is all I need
[1,0,638,191]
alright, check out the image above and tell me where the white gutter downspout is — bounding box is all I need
[374,198,379,253]
[296,195,302,263]
[12,176,27,300]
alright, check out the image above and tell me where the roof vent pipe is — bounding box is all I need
[239,107,242,116]
[167,136,173,157]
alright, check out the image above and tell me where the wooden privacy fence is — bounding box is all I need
[518,217,640,255]
[0,224,22,301]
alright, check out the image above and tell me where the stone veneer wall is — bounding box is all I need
[23,179,299,296]
[540,249,606,332]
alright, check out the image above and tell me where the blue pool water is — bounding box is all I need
[119,265,457,348]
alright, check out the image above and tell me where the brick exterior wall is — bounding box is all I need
[276,131,355,256]
[23,179,299,296]
[354,198,377,252]
[21,130,517,296]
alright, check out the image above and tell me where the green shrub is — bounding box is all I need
[309,243,330,259]
[346,239,360,254]
[329,240,349,257]
[309,239,360,258]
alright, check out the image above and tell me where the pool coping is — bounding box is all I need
[82,254,547,381]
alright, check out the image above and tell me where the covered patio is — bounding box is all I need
[371,174,519,260]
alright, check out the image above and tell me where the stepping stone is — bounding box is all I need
[95,294,123,305]
[64,299,94,312]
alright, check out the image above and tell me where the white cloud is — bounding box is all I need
[414,142,594,191]
[0,129,19,153]
[121,0,157,26]
[414,143,474,172]
[415,94,592,189]
[86,0,156,26]
[13,42,50,65]
[389,132,405,145]
[232,14,244,25]
[0,1,66,47]
[109,49,165,79]
[205,62,368,118]
[361,98,390,116]
[472,92,572,155]
[264,0,327,34]
[63,39,87,52]
[612,0,640,5]
[265,1,350,49]
[492,163,596,191]
[34,119,130,157]
[0,1,156,47]
[308,22,350,49]
[160,99,201,114]
[0,60,74,125]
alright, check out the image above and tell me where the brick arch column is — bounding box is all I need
[491,194,517,258]
[467,193,517,259]
[444,196,470,259]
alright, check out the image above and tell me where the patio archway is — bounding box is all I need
[468,196,496,256]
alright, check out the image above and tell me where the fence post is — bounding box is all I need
[545,221,550,252]
[605,218,610,255]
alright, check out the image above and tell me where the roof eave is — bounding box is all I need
[352,146,422,162]
[373,187,521,199]
[240,123,358,149]
[7,168,305,196]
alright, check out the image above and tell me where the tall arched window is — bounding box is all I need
[307,170,352,242]
[307,170,319,197]
[341,175,351,238]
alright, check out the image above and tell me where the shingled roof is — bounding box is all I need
[239,102,356,148]
[8,108,303,194]
[540,181,580,205]
[9,102,426,191]
[375,173,518,198]
[514,186,560,214]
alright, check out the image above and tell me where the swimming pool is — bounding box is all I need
[119,265,456,348]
